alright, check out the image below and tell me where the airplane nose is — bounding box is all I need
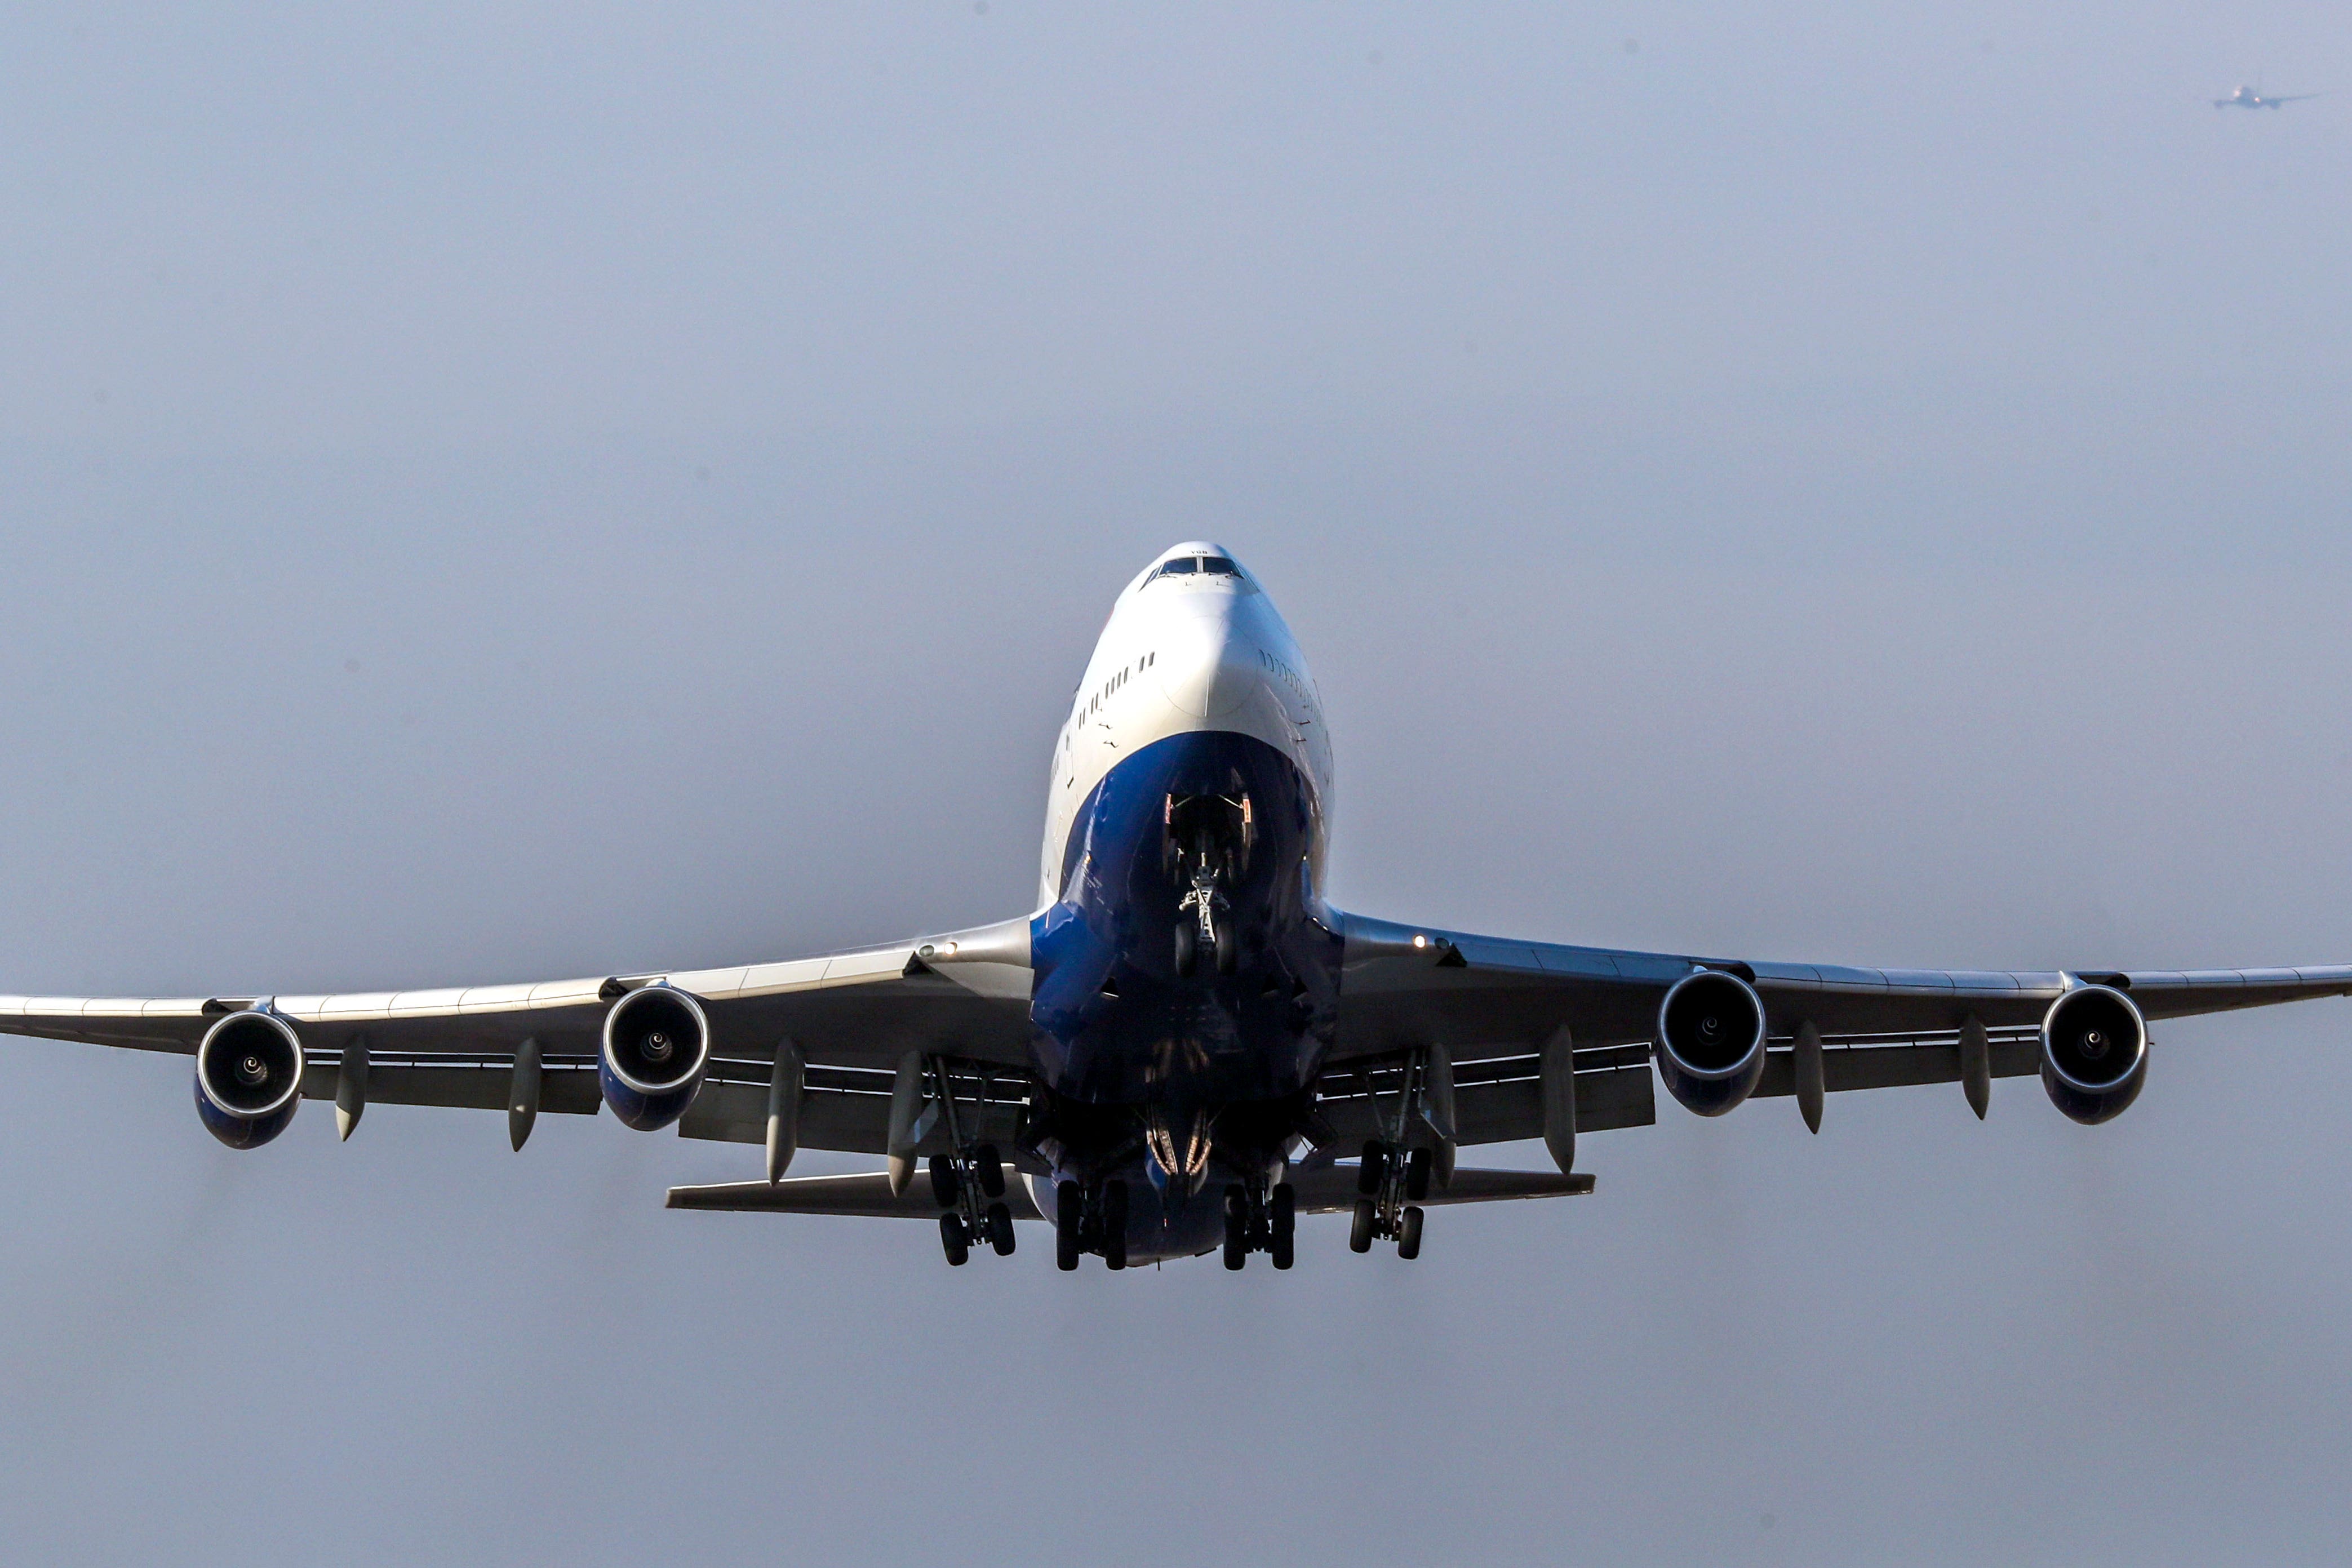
[1155,611,1259,719]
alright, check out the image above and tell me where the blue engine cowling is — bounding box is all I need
[1656,969,1769,1116]
[2039,983,2147,1125]
[598,984,711,1131]
[194,1009,306,1148]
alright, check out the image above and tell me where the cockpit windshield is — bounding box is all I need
[1150,555,1242,583]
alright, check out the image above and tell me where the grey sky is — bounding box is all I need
[3,4,2349,1562]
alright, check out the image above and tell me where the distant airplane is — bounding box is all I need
[11,543,2352,1271]
[2214,84,2322,109]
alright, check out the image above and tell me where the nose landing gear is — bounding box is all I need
[1221,1179,1297,1270]
[1165,790,1252,978]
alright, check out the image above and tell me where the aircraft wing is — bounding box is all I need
[1320,910,2352,1148]
[0,916,1039,1157]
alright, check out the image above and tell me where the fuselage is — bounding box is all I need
[1022,544,1343,1257]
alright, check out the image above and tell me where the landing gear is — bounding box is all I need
[1351,1139,1434,1260]
[921,1056,1018,1268]
[1166,789,1251,980]
[1220,1179,1297,1271]
[1053,1176,1131,1271]
[1056,1181,1084,1271]
[1338,1046,1450,1261]
[1102,1180,1129,1271]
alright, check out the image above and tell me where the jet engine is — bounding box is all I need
[194,1009,306,1148]
[598,984,711,1131]
[1656,969,1769,1116]
[2039,983,2147,1125]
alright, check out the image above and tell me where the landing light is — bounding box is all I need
[1412,934,1428,949]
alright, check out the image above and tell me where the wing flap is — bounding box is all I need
[1285,1165,1594,1214]
[665,1168,1044,1220]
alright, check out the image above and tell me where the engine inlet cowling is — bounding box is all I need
[194,1010,306,1148]
[598,984,711,1131]
[2039,983,2147,1125]
[1656,969,1769,1116]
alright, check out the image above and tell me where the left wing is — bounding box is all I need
[1321,910,2352,1149]
[0,916,1039,1157]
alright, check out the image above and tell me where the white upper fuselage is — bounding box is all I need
[1040,543,1334,905]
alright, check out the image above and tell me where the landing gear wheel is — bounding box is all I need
[1174,921,1197,978]
[973,1146,1005,1198]
[986,1201,1015,1255]
[1350,1197,1377,1254]
[1357,1142,1388,1196]
[1270,1182,1295,1270]
[1214,916,1239,975]
[1405,1147,1432,1201]
[1101,1180,1129,1270]
[1222,1184,1248,1271]
[1055,1181,1082,1272]
[929,1155,961,1209]
[939,1212,970,1267]
[1397,1205,1424,1260]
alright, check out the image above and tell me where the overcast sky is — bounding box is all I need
[3,4,2350,1563]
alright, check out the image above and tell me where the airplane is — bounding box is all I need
[7,541,2352,1272]
[2214,85,2323,109]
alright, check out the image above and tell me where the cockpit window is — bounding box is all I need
[1150,554,1243,583]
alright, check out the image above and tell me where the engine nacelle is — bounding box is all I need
[2039,983,2147,1125]
[598,984,711,1131]
[194,1009,306,1148]
[1656,969,1769,1116]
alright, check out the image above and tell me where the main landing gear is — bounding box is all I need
[1348,1140,1431,1260]
[1223,1180,1296,1270]
[931,1144,1016,1267]
[1054,1178,1131,1272]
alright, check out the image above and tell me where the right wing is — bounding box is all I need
[0,916,1040,1157]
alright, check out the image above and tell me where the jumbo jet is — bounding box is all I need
[2214,85,2323,109]
[7,544,2350,1270]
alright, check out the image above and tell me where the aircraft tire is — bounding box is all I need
[1102,1180,1129,1270]
[1405,1147,1432,1201]
[939,1212,970,1267]
[1270,1183,1295,1270]
[987,1201,1015,1255]
[1174,921,1197,978]
[1055,1181,1082,1271]
[1398,1205,1424,1260]
[929,1155,960,1209]
[1356,1142,1387,1196]
[1350,1198,1377,1254]
[973,1147,1005,1198]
